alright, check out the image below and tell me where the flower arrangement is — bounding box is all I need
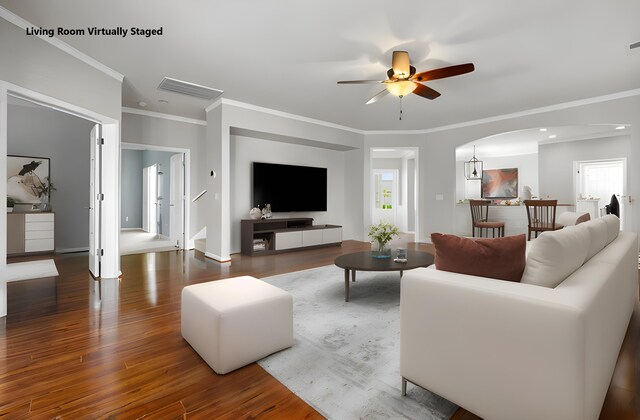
[368,221,399,258]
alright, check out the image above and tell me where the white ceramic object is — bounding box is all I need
[249,207,262,219]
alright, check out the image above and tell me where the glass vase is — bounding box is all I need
[372,241,392,259]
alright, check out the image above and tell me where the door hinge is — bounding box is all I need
[97,193,104,201]
[98,137,104,145]
[100,249,104,256]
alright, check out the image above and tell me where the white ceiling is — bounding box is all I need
[2,0,639,130]
[455,124,629,161]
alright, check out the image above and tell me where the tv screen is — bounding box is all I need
[252,162,327,212]
[481,168,518,199]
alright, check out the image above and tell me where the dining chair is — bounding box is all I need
[469,200,505,238]
[523,199,563,240]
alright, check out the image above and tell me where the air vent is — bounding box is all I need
[157,77,223,100]
[627,41,640,55]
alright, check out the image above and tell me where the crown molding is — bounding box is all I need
[212,98,365,135]
[365,88,640,135]
[122,107,206,126]
[205,88,640,136]
[204,97,223,113]
[0,6,124,82]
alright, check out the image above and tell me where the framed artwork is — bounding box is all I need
[7,155,50,204]
[481,168,518,199]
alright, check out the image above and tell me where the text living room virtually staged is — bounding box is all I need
[0,1,639,419]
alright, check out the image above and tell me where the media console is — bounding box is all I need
[241,217,342,256]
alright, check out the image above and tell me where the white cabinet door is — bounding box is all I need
[302,230,323,247]
[323,228,342,244]
[275,231,303,250]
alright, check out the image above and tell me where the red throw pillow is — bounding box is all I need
[431,233,526,282]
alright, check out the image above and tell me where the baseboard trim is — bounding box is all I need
[56,247,90,254]
[204,251,231,263]
[121,227,143,231]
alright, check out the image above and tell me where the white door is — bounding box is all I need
[169,153,184,248]
[89,124,102,277]
[575,158,628,230]
[371,170,398,225]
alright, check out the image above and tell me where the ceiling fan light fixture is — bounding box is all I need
[391,51,411,78]
[386,80,416,97]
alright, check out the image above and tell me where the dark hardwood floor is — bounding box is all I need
[1,241,639,418]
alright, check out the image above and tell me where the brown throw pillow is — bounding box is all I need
[431,233,526,282]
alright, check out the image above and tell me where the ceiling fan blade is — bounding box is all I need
[366,89,389,105]
[391,51,411,78]
[411,63,475,82]
[337,80,383,84]
[412,83,441,100]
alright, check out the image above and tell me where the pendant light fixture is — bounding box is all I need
[464,146,483,180]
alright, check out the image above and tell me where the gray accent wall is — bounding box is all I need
[8,99,95,252]
[121,149,143,228]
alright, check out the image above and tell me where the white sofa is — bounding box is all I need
[400,215,638,420]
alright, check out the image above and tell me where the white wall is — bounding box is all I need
[8,101,94,252]
[121,112,206,244]
[230,135,345,254]
[539,135,631,203]
[458,153,539,200]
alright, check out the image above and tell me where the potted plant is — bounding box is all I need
[368,221,399,259]
[7,196,16,213]
[36,176,56,210]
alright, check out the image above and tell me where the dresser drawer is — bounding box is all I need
[25,238,55,253]
[25,221,55,232]
[25,230,55,240]
[25,213,55,223]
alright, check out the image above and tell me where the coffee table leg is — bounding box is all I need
[352,269,356,282]
[344,269,350,302]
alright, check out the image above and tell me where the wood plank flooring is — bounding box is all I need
[2,241,639,418]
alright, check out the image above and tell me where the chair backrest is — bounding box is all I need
[524,199,558,228]
[469,200,491,225]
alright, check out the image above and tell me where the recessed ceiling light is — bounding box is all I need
[548,134,557,139]
[539,128,547,132]
[615,126,625,130]
[158,99,169,104]
[138,101,147,107]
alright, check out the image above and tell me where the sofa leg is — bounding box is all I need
[402,377,407,396]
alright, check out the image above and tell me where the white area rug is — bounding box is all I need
[5,259,58,282]
[259,265,457,419]
[120,229,177,255]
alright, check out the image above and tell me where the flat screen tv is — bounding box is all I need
[252,162,327,212]
[481,168,518,199]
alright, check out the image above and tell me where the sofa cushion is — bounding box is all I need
[601,215,620,245]
[521,225,591,288]
[431,233,526,282]
[584,218,608,262]
[557,211,591,226]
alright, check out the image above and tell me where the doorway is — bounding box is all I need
[369,148,419,242]
[574,158,628,230]
[120,143,189,255]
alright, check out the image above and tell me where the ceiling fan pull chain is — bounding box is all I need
[399,96,403,120]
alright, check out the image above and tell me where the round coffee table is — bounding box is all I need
[334,251,434,302]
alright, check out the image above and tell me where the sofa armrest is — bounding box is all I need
[400,268,586,420]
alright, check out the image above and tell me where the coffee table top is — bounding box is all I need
[334,250,434,272]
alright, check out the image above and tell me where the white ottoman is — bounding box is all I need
[181,276,293,374]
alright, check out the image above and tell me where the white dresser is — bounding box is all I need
[7,212,55,256]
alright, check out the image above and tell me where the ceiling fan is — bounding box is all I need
[338,51,475,107]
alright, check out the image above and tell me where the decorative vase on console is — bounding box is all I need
[249,207,262,220]
[368,221,399,259]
